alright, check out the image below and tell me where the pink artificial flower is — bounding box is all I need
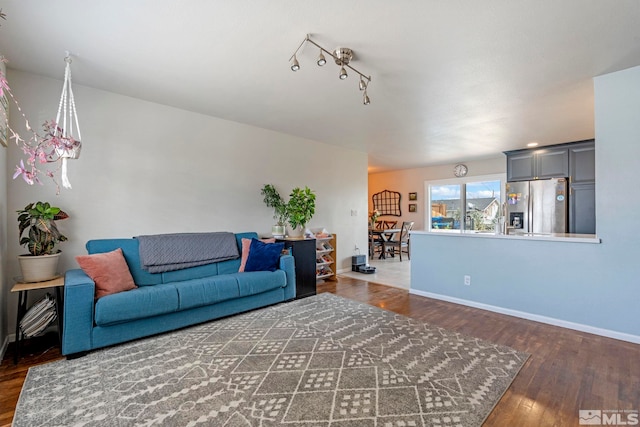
[12,160,25,180]
[25,148,36,165]
[12,159,39,185]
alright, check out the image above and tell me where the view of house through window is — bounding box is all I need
[427,175,504,232]
[430,184,461,230]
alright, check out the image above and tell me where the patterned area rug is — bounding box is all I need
[14,293,529,426]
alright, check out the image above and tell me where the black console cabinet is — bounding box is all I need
[277,238,316,299]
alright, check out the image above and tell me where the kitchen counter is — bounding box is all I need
[410,230,600,244]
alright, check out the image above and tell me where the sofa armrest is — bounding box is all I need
[62,269,96,355]
[279,254,296,300]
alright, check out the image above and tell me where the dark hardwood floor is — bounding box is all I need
[1,276,639,426]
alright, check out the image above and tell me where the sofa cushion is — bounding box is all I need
[218,258,242,275]
[161,262,219,283]
[95,284,179,326]
[75,248,137,299]
[235,270,287,297]
[174,275,241,310]
[244,239,285,272]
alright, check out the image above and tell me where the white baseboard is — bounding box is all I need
[409,289,640,345]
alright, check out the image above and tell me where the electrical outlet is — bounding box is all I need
[350,209,358,216]
[464,275,471,286]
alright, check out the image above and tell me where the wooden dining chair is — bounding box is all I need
[369,227,383,257]
[383,221,414,261]
[382,220,398,229]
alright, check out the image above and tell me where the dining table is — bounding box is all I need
[369,227,401,259]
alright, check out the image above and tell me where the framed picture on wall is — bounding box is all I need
[409,203,417,213]
[408,192,417,201]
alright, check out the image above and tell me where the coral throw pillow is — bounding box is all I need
[244,238,285,272]
[239,237,276,272]
[76,248,137,299]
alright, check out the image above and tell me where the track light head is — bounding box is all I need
[362,88,371,105]
[339,66,348,80]
[317,50,326,66]
[291,55,300,71]
[359,76,367,91]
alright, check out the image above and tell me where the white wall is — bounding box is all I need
[3,70,369,339]
[369,157,505,230]
[409,65,640,342]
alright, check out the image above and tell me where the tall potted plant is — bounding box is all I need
[286,186,316,238]
[17,201,69,282]
[260,184,288,238]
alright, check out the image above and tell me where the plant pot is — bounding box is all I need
[287,225,304,239]
[18,253,62,283]
[271,225,286,238]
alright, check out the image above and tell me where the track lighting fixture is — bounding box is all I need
[317,50,326,66]
[289,34,372,105]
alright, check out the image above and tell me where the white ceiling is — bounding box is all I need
[1,1,639,173]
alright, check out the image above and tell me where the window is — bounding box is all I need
[426,174,505,232]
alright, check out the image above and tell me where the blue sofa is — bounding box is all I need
[62,232,295,356]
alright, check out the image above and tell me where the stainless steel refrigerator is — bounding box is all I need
[505,178,568,234]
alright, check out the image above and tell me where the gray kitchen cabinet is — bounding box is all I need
[537,148,569,179]
[505,147,568,181]
[569,183,595,234]
[569,140,595,234]
[569,140,595,184]
[506,151,536,181]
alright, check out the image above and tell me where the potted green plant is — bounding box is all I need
[17,201,69,282]
[260,184,288,238]
[286,186,316,238]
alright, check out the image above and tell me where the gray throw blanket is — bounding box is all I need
[137,232,239,273]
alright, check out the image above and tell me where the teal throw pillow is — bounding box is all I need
[244,238,285,272]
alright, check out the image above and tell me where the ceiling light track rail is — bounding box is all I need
[289,34,372,105]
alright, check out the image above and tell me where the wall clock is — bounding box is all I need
[454,163,468,177]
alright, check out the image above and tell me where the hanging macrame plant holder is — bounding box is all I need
[54,54,82,189]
